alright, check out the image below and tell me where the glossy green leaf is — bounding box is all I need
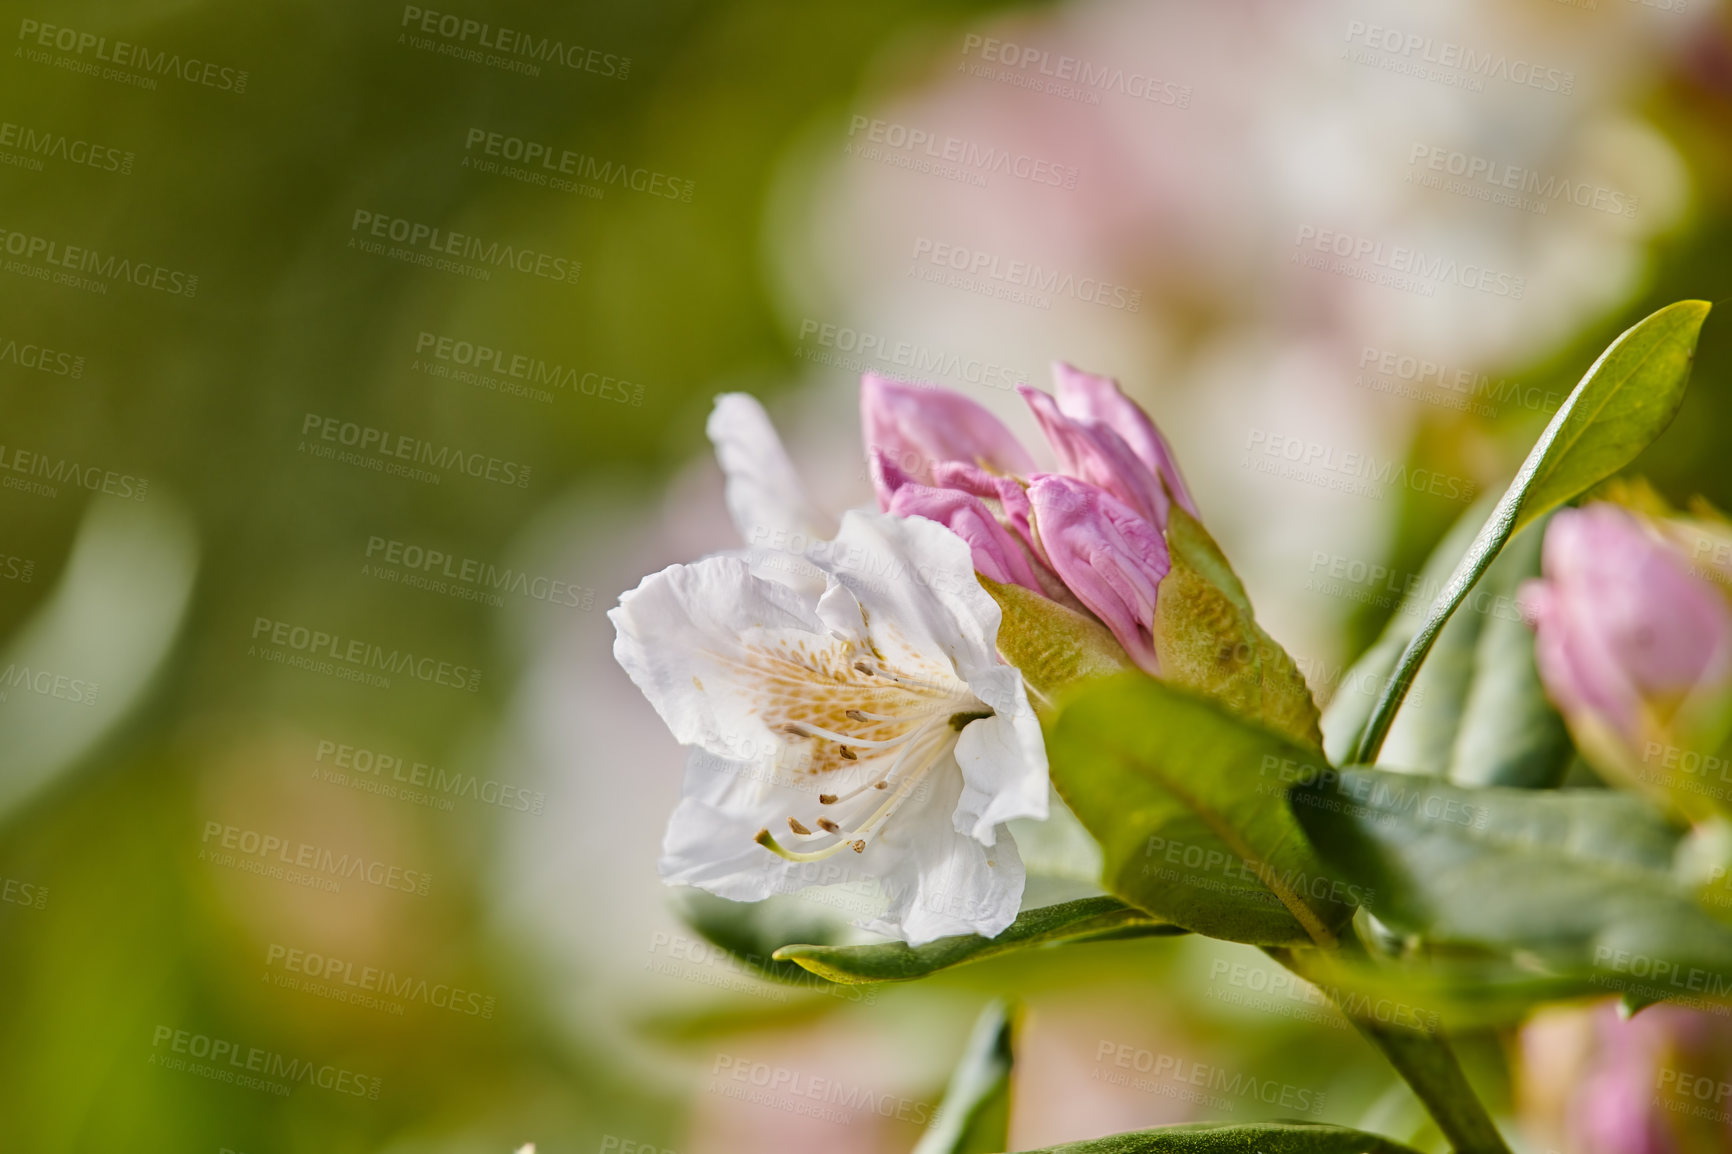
[982,576,1132,705]
[1154,508,1322,748]
[1292,767,1732,996]
[912,1000,1017,1154]
[1017,1121,1423,1153]
[774,896,1180,985]
[1048,675,1353,946]
[1352,300,1711,766]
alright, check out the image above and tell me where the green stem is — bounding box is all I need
[1270,948,1511,1154]
[1349,496,1519,767]
[1350,1017,1512,1154]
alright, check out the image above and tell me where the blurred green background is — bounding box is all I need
[3,1,1732,1151]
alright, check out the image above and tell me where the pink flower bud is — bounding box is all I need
[1521,503,1732,751]
[1051,363,1199,519]
[884,478,1047,595]
[860,375,1035,507]
[1020,384,1174,528]
[1027,474,1169,674]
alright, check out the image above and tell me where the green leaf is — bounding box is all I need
[982,576,1132,704]
[773,896,1180,985]
[1291,767,1732,995]
[1351,300,1711,766]
[1516,300,1711,533]
[1048,675,1354,946]
[674,888,852,984]
[912,1000,1017,1154]
[1330,502,1571,788]
[1016,1121,1424,1153]
[1154,508,1322,748]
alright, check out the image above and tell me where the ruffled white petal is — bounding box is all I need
[863,761,1026,944]
[609,555,826,760]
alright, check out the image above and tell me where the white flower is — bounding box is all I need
[610,507,1049,946]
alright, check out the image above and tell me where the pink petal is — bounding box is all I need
[860,375,1036,508]
[886,482,1047,594]
[1027,475,1170,674]
[1053,363,1199,517]
[1020,385,1172,529]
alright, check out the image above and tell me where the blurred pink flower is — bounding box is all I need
[1520,503,1732,758]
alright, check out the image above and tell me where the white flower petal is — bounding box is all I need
[952,680,1050,845]
[610,555,827,760]
[864,761,1026,944]
[817,511,1004,677]
[708,393,833,550]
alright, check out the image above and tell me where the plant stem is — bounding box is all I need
[1351,1017,1512,1154]
[1269,948,1512,1154]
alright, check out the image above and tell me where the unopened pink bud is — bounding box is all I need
[1027,475,1169,674]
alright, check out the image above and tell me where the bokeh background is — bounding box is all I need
[5,0,1732,1151]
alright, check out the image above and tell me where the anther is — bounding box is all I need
[788,817,812,835]
[839,747,857,760]
[818,818,841,834]
[818,793,838,805]
[845,709,869,722]
[874,780,888,790]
